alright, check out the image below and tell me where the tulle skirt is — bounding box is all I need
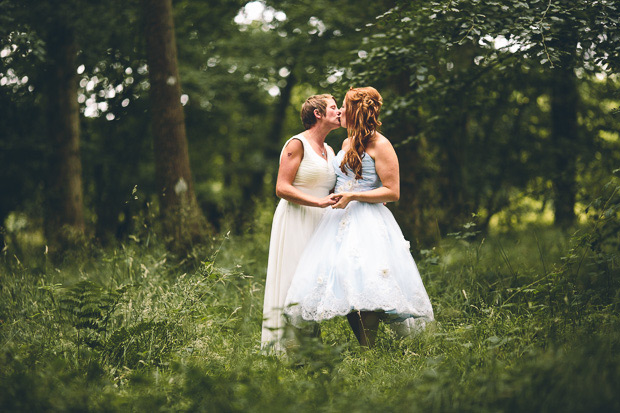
[284,201,434,334]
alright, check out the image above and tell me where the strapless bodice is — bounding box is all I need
[332,150,382,193]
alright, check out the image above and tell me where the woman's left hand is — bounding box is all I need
[331,192,356,209]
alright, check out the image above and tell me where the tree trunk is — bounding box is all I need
[44,24,85,250]
[550,43,578,227]
[268,69,297,159]
[443,109,470,226]
[143,0,208,249]
[395,138,423,247]
[389,76,425,246]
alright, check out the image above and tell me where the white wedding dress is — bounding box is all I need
[284,150,434,334]
[261,134,336,353]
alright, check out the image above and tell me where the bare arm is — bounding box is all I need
[332,134,399,208]
[275,138,339,208]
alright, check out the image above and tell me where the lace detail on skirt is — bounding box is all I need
[286,270,430,324]
[283,186,434,333]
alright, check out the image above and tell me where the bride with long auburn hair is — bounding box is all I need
[340,87,383,180]
[284,86,434,347]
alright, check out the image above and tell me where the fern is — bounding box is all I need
[58,281,128,356]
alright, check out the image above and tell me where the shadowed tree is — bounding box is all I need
[0,1,89,251]
[142,0,208,248]
[1,0,148,251]
[548,18,579,227]
[43,21,85,248]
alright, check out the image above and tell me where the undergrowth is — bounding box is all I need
[1,176,619,412]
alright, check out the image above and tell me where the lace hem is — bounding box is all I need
[284,281,434,326]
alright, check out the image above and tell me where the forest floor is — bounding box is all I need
[1,220,619,412]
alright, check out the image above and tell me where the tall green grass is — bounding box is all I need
[1,180,619,412]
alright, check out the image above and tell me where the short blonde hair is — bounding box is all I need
[300,94,335,130]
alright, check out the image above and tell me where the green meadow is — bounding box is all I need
[2,185,618,412]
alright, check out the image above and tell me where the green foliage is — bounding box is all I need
[339,0,620,241]
[103,320,181,369]
[57,280,127,352]
[2,0,619,246]
[2,194,619,411]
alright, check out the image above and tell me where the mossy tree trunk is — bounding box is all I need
[143,0,208,249]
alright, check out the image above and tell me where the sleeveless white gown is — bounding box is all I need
[261,134,336,353]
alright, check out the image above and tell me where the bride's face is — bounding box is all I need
[340,98,348,128]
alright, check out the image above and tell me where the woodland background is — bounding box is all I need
[1,0,619,411]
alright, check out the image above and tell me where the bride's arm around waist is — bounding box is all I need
[275,138,339,208]
[332,134,399,209]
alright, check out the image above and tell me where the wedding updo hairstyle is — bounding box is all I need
[340,87,383,180]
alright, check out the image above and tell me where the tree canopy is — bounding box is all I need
[1,0,619,251]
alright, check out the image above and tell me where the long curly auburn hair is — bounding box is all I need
[340,87,383,180]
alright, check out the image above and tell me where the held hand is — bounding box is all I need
[317,193,342,208]
[331,192,356,209]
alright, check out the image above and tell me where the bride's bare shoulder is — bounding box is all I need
[341,138,352,151]
[375,132,390,143]
[368,132,392,150]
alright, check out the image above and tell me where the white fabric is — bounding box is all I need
[261,134,336,353]
[284,150,434,337]
[284,203,434,328]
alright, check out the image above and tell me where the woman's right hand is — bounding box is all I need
[317,193,342,208]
